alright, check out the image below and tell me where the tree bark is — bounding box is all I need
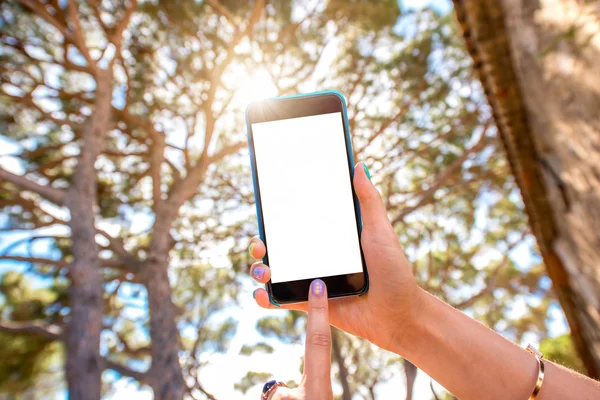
[144,205,187,399]
[331,328,352,400]
[64,68,113,400]
[403,359,417,400]
[368,386,376,400]
[453,0,600,377]
[500,0,600,375]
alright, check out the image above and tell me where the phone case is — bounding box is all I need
[245,90,369,306]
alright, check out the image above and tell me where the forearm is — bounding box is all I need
[392,289,600,400]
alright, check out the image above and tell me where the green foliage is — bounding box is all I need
[0,271,65,395]
[240,342,274,356]
[540,334,585,373]
[334,331,401,397]
[325,0,401,30]
[234,371,271,395]
[0,335,62,396]
[256,311,306,344]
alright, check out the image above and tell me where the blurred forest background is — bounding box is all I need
[0,0,595,399]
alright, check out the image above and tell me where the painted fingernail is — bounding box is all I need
[249,242,256,258]
[252,266,265,280]
[252,289,258,299]
[311,279,325,297]
[363,163,371,181]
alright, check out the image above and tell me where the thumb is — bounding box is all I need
[353,162,392,230]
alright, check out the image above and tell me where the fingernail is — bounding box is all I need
[252,290,257,299]
[311,279,325,297]
[253,266,265,280]
[249,242,256,258]
[363,163,371,181]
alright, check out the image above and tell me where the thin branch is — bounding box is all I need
[0,321,149,383]
[390,131,488,226]
[205,0,236,25]
[110,0,137,51]
[195,384,217,400]
[209,141,246,163]
[451,231,529,309]
[170,0,263,208]
[163,157,182,183]
[355,79,427,157]
[103,359,149,383]
[66,0,95,67]
[91,1,109,34]
[430,379,442,400]
[115,331,151,357]
[0,320,62,340]
[1,37,93,75]
[2,91,83,131]
[17,0,71,42]
[96,229,142,273]
[0,255,69,267]
[113,108,161,141]
[0,235,64,262]
[0,167,66,205]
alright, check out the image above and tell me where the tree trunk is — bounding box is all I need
[453,0,600,377]
[331,328,352,400]
[65,68,113,400]
[145,206,186,399]
[403,359,417,400]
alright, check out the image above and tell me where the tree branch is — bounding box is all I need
[0,255,69,267]
[2,91,83,131]
[163,157,182,184]
[209,141,246,163]
[0,320,62,340]
[205,0,236,25]
[1,37,93,75]
[96,229,142,273]
[355,79,427,157]
[390,131,488,226]
[169,0,263,208]
[0,167,66,205]
[0,321,149,383]
[115,331,151,357]
[18,0,71,42]
[110,0,137,51]
[103,359,149,383]
[150,136,165,208]
[66,0,95,67]
[451,230,529,310]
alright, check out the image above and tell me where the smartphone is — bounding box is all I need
[246,90,368,305]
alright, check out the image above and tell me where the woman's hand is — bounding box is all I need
[249,162,422,353]
[266,280,333,400]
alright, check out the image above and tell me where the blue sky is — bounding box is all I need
[401,0,452,13]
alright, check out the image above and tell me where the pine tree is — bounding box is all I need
[0,1,569,399]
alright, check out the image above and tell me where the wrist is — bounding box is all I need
[386,286,432,356]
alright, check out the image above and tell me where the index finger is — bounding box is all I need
[303,279,332,389]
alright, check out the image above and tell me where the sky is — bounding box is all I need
[0,0,571,398]
[401,0,452,14]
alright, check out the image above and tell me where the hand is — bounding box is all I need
[265,280,334,400]
[248,162,422,352]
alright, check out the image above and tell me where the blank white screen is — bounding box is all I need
[252,112,363,283]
